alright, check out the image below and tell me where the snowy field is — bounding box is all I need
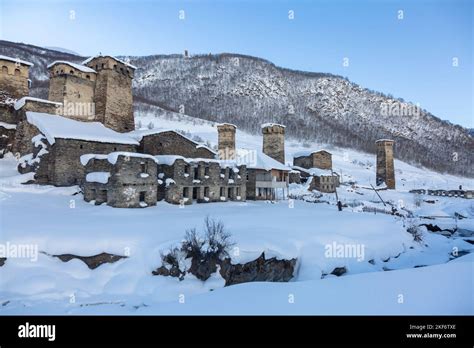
[0,108,473,315]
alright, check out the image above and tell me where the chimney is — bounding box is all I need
[217,123,236,160]
[262,123,285,164]
[375,139,395,189]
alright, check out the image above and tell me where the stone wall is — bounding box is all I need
[39,139,136,186]
[158,159,246,204]
[262,124,285,164]
[140,131,215,159]
[376,140,395,189]
[309,175,340,193]
[313,151,332,169]
[293,155,312,169]
[0,60,30,98]
[217,123,236,160]
[85,57,134,133]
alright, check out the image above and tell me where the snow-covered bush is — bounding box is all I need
[406,219,423,243]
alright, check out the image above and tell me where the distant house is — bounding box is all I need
[308,168,340,193]
[293,150,332,170]
[133,129,216,159]
[242,150,291,200]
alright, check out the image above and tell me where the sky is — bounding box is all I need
[0,0,472,128]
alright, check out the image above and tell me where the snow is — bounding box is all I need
[0,122,16,130]
[85,172,110,184]
[106,152,158,165]
[139,202,148,208]
[293,149,330,158]
[261,123,286,129]
[14,97,62,111]
[80,154,108,166]
[140,173,149,178]
[47,61,96,73]
[216,122,237,128]
[0,54,33,66]
[82,55,137,70]
[165,178,175,186]
[0,110,473,315]
[26,112,139,145]
[238,149,290,171]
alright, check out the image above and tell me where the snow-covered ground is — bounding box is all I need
[0,109,472,315]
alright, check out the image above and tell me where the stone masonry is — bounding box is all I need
[376,139,395,189]
[217,123,236,160]
[262,123,285,164]
[0,56,32,98]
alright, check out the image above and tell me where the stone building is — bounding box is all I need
[0,55,33,99]
[244,150,290,200]
[288,166,312,184]
[47,61,96,121]
[293,150,332,170]
[83,56,136,133]
[0,55,34,155]
[308,169,340,193]
[376,139,395,189]
[217,123,236,160]
[156,155,246,205]
[135,129,216,159]
[17,112,138,186]
[82,152,158,208]
[262,123,285,164]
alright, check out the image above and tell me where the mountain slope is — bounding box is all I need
[0,40,472,177]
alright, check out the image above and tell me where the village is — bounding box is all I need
[0,54,447,207]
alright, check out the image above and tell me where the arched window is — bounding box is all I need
[1,66,8,74]
[14,68,21,76]
[113,64,117,70]
[69,70,74,74]
[86,75,90,80]
[102,63,105,69]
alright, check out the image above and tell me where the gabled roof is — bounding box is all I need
[237,149,290,171]
[82,55,137,70]
[0,55,33,67]
[293,149,332,158]
[130,128,217,154]
[26,112,139,145]
[47,61,96,73]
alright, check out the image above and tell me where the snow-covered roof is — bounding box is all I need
[82,55,137,70]
[291,165,311,174]
[376,139,395,143]
[216,123,237,128]
[307,167,338,177]
[293,149,332,158]
[47,61,96,73]
[261,123,286,129]
[155,155,241,168]
[131,128,217,154]
[26,112,139,146]
[14,97,62,110]
[0,55,34,67]
[81,152,159,166]
[237,149,290,171]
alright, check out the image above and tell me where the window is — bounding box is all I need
[228,187,233,198]
[113,147,117,151]
[140,162,147,173]
[14,68,21,76]
[1,66,7,74]
[204,166,210,176]
[204,187,209,197]
[114,64,117,70]
[69,70,74,75]
[86,75,90,80]
[183,187,189,198]
[139,192,146,202]
[184,165,190,175]
[102,63,105,69]
[192,187,199,200]
[220,187,225,197]
[236,187,240,196]
[79,144,83,149]
[193,166,199,180]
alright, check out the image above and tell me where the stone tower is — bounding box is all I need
[47,61,96,120]
[0,56,33,98]
[262,123,285,164]
[217,123,236,160]
[83,56,136,133]
[376,139,395,189]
